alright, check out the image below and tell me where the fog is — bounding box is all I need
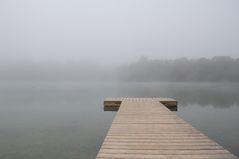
[0,56,239,82]
[1,0,239,64]
[0,59,116,81]
[1,1,239,158]
[118,56,239,82]
[1,0,239,82]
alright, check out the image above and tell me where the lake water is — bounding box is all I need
[0,82,238,159]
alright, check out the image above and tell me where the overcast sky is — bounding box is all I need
[0,0,239,64]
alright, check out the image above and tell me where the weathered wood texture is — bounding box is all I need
[97,98,238,159]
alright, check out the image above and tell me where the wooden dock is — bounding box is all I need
[97,98,238,159]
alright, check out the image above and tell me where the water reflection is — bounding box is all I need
[0,82,238,159]
[112,82,239,108]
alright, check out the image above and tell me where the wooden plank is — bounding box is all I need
[96,98,238,159]
[97,154,237,159]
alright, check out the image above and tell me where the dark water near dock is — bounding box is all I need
[0,82,238,159]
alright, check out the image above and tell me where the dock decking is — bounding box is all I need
[97,98,238,159]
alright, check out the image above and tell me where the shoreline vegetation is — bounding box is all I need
[118,56,239,82]
[1,56,239,82]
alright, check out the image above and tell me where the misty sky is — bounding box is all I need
[0,0,239,64]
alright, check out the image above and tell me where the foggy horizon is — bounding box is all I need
[0,56,239,82]
[1,0,239,64]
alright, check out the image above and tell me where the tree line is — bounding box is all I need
[1,56,239,82]
[117,56,239,82]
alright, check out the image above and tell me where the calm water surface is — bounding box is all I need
[0,82,238,159]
